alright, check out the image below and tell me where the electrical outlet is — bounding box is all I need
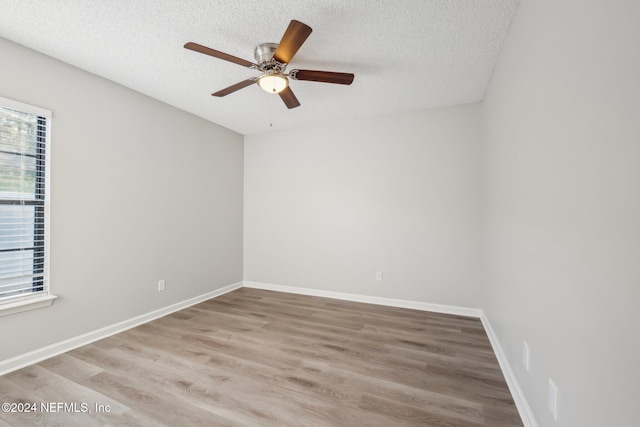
[548,379,559,421]
[158,279,166,292]
[523,341,530,371]
[375,272,383,282]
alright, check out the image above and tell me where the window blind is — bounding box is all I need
[0,99,50,304]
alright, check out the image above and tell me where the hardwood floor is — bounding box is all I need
[0,288,523,426]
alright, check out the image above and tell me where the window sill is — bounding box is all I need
[0,295,57,317]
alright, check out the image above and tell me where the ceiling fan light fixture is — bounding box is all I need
[185,20,353,109]
[258,73,289,94]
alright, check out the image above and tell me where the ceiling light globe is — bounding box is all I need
[258,74,289,94]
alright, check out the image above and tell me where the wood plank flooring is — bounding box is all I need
[0,288,523,426]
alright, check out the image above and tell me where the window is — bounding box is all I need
[0,96,54,316]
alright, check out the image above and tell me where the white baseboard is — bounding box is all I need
[243,281,483,318]
[0,281,243,376]
[480,314,538,427]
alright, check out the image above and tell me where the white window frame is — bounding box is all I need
[0,96,56,317]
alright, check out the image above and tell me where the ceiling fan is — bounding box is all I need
[184,20,354,109]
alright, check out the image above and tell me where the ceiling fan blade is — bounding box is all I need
[289,69,354,85]
[273,20,312,64]
[184,42,257,68]
[278,86,301,109]
[212,78,257,97]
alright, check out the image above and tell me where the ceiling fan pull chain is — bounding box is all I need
[269,93,275,128]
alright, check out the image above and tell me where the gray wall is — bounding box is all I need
[0,37,244,361]
[481,0,640,425]
[245,105,482,307]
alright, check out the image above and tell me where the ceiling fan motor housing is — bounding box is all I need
[254,43,285,71]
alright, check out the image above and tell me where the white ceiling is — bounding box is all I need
[0,0,520,136]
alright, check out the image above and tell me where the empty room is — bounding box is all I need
[0,1,638,426]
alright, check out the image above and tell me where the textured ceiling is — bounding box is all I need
[0,0,520,135]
